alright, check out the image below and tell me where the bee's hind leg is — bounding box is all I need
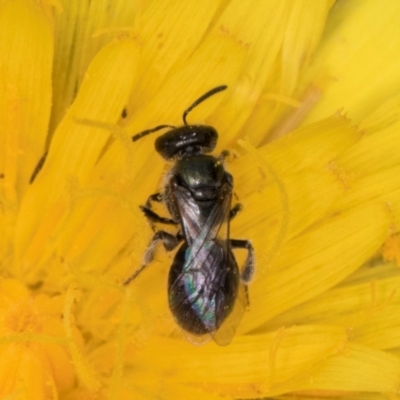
[230,239,255,284]
[230,239,255,309]
[124,230,183,285]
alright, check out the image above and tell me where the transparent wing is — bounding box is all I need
[169,181,246,345]
[211,274,247,346]
[172,181,231,252]
[171,185,203,242]
[180,249,247,346]
[170,181,231,292]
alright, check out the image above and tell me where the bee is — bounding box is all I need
[126,86,254,345]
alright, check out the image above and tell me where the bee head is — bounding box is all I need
[155,125,218,160]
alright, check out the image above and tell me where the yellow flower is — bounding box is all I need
[1,0,400,399]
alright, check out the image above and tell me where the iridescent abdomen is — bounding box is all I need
[168,241,239,335]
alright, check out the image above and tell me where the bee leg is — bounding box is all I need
[229,203,242,220]
[217,150,230,162]
[140,205,178,225]
[143,230,181,263]
[218,149,239,163]
[124,231,182,285]
[229,239,255,284]
[145,192,163,208]
[140,192,178,229]
[230,239,254,309]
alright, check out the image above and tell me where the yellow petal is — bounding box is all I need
[268,267,400,350]
[279,343,400,394]
[303,0,400,124]
[0,0,53,259]
[15,37,139,282]
[130,326,347,398]
[247,203,390,330]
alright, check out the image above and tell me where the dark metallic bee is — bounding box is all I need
[126,86,254,345]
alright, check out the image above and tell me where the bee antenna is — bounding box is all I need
[132,124,175,142]
[182,85,228,126]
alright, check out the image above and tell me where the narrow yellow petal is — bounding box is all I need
[278,344,400,394]
[127,0,224,112]
[246,203,390,330]
[303,0,400,123]
[15,37,139,281]
[51,1,140,130]
[268,269,400,350]
[130,325,347,398]
[240,114,361,176]
[359,93,400,133]
[0,0,53,261]
[240,0,333,143]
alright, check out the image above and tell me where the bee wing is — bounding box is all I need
[173,181,231,257]
[172,185,204,239]
[187,248,247,347]
[193,189,246,346]
[180,329,212,346]
[170,181,246,345]
[180,282,246,347]
[211,276,247,346]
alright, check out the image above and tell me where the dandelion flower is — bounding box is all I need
[1,0,400,399]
